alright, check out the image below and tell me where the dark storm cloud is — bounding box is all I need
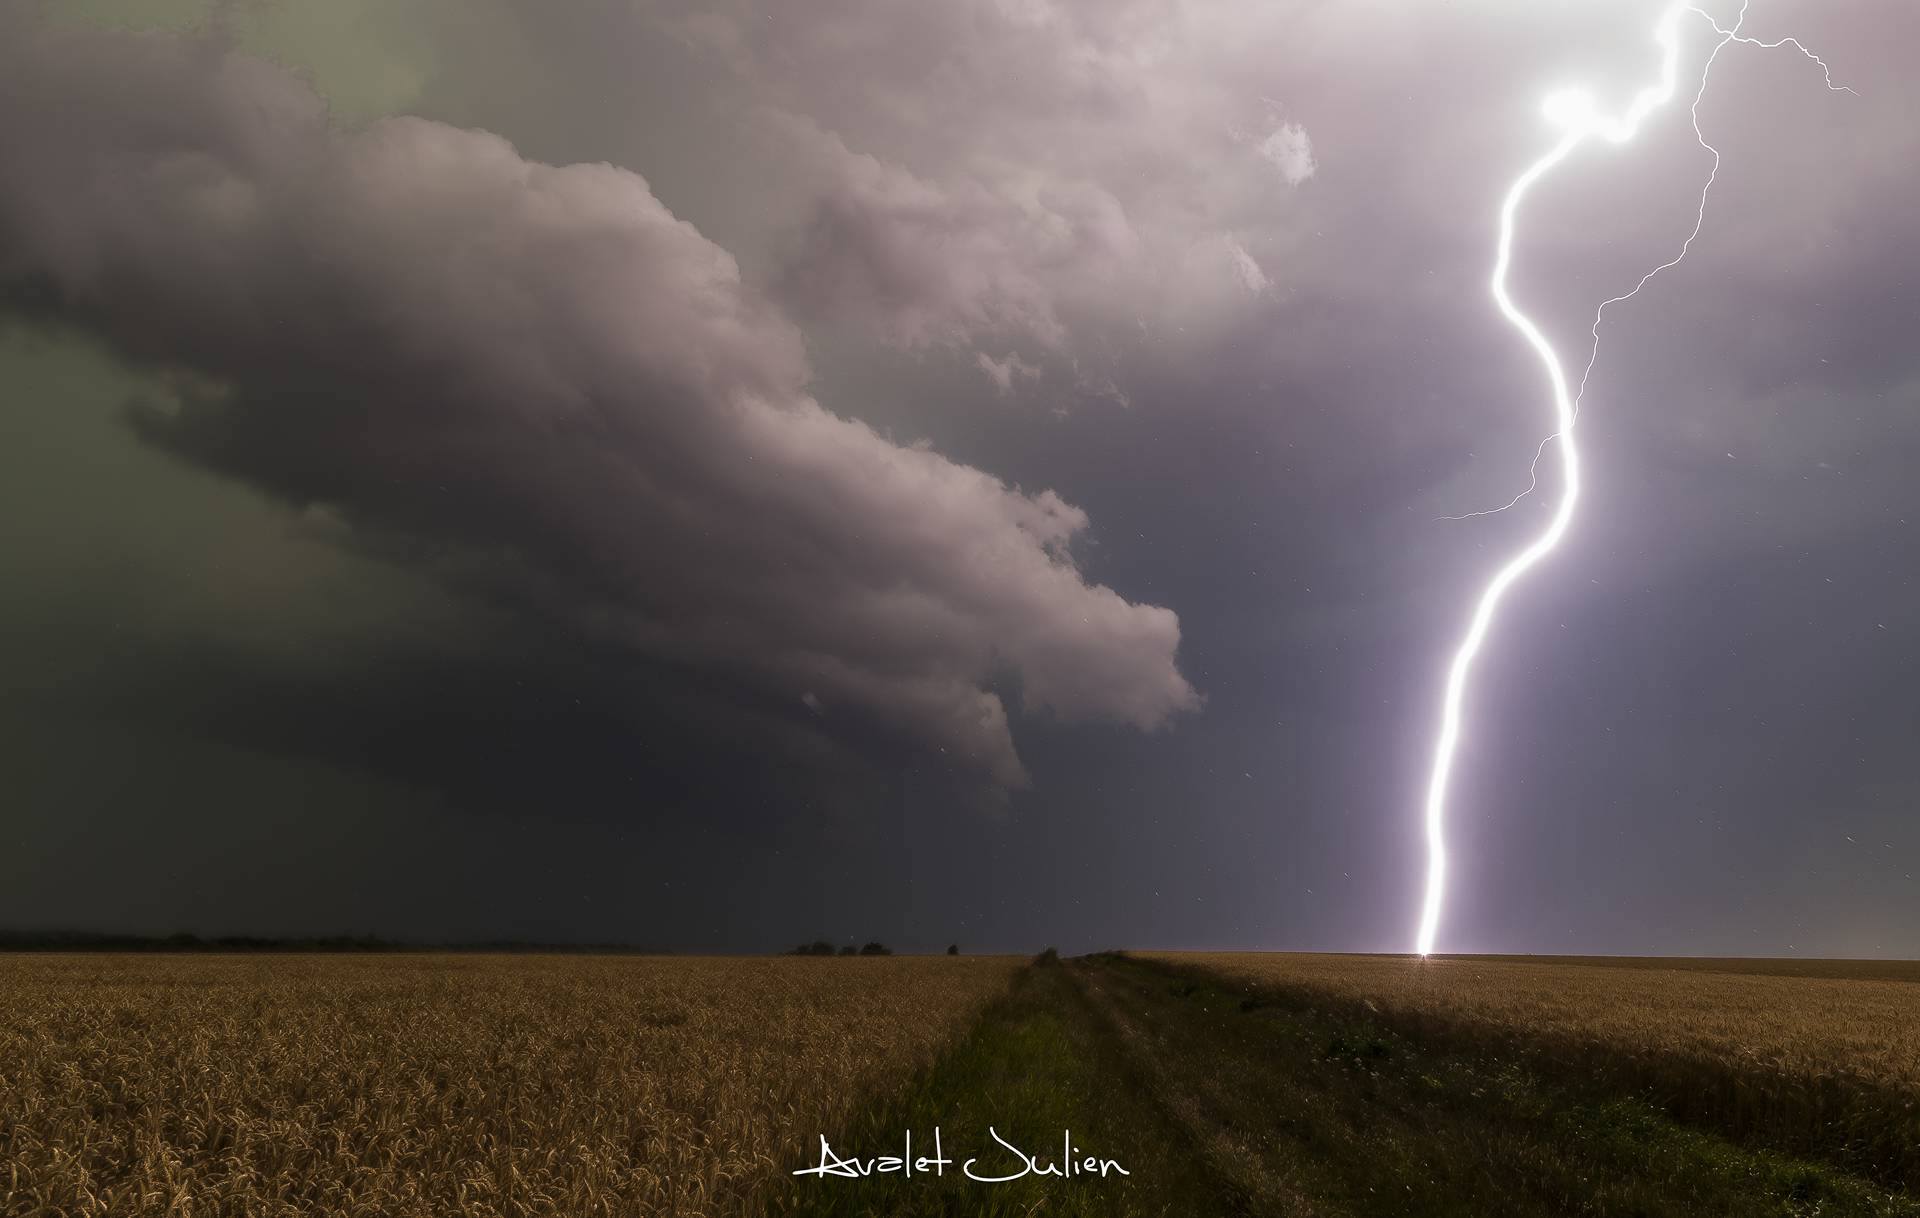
[0,19,1199,789]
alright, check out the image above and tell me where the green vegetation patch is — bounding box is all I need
[768,960,1245,1217]
[1097,955,1918,1218]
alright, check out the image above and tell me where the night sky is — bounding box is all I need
[4,0,1916,957]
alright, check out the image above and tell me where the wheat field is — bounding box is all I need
[0,953,1019,1217]
[1148,951,1920,1189]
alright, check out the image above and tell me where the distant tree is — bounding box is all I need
[791,941,837,956]
[946,944,959,956]
[839,945,858,956]
[1033,947,1060,966]
[859,942,892,956]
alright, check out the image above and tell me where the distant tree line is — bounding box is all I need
[0,930,673,954]
[788,941,896,956]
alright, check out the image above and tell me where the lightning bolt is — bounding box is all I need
[1415,2,1850,957]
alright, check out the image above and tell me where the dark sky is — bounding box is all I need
[4,0,1916,957]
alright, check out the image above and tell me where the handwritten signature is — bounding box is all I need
[793,1128,1128,1183]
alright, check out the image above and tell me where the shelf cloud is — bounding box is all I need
[0,20,1199,789]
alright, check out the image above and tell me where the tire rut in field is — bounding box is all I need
[1068,960,1323,1218]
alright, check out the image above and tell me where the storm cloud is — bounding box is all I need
[0,20,1199,788]
[637,0,1325,393]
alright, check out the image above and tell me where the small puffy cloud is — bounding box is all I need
[1260,122,1317,187]
[976,350,1043,395]
[1227,238,1271,294]
[0,19,1200,789]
